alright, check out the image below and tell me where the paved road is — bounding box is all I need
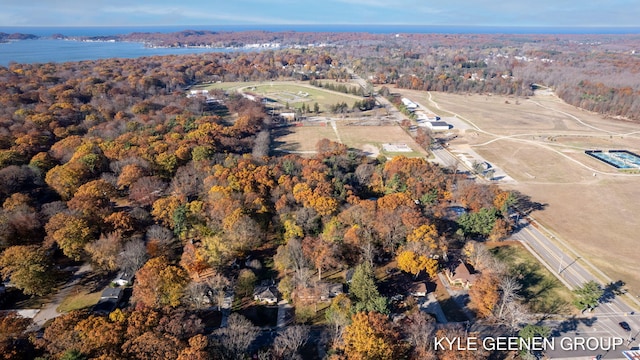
[511,220,640,358]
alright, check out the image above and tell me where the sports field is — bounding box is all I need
[396,89,640,296]
[204,81,363,112]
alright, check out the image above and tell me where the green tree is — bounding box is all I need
[519,324,551,357]
[0,245,57,296]
[349,263,388,314]
[457,207,499,237]
[236,268,257,298]
[573,280,604,311]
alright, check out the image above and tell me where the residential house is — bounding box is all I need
[409,282,427,297]
[93,287,124,314]
[113,271,134,286]
[446,261,478,289]
[320,283,344,301]
[253,286,278,305]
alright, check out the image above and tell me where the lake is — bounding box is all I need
[0,39,238,66]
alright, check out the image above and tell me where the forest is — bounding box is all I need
[0,29,636,359]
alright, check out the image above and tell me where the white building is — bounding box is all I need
[427,121,451,131]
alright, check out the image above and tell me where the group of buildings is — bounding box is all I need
[401,97,451,131]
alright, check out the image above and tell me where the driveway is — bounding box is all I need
[27,263,92,331]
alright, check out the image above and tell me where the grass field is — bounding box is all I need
[273,123,428,158]
[204,81,362,112]
[57,289,101,313]
[489,242,575,315]
[395,88,640,298]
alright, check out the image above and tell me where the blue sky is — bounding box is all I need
[2,0,638,28]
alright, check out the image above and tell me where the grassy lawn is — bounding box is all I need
[57,289,101,313]
[489,242,576,315]
[204,81,363,111]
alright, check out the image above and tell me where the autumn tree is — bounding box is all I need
[396,250,438,279]
[133,257,188,308]
[342,311,404,360]
[469,272,500,318]
[302,236,339,280]
[177,334,209,360]
[0,245,57,296]
[85,232,122,272]
[45,212,94,261]
[325,294,352,346]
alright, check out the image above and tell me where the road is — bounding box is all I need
[511,220,640,358]
[347,69,404,123]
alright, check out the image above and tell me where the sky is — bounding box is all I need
[1,0,639,28]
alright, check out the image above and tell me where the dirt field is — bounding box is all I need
[396,89,640,298]
[274,122,428,158]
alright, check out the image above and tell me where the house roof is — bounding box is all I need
[115,271,134,282]
[450,261,477,284]
[428,121,449,127]
[410,282,427,294]
[101,287,123,299]
[254,286,278,300]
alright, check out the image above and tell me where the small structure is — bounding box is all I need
[320,283,344,301]
[401,97,418,111]
[426,121,451,131]
[409,282,427,297]
[280,112,297,122]
[93,287,124,314]
[446,261,478,289]
[113,271,134,286]
[253,286,279,305]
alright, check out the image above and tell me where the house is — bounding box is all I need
[446,261,478,289]
[426,121,451,131]
[93,287,124,314]
[113,271,134,286]
[320,283,344,301]
[253,286,278,305]
[409,282,427,297]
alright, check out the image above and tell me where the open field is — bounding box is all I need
[203,81,363,112]
[273,123,428,158]
[396,88,640,297]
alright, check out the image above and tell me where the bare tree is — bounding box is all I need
[212,313,259,360]
[404,311,437,360]
[117,237,149,274]
[205,273,231,311]
[184,281,210,309]
[273,325,310,360]
[497,276,522,319]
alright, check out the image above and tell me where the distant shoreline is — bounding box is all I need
[2,24,640,38]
